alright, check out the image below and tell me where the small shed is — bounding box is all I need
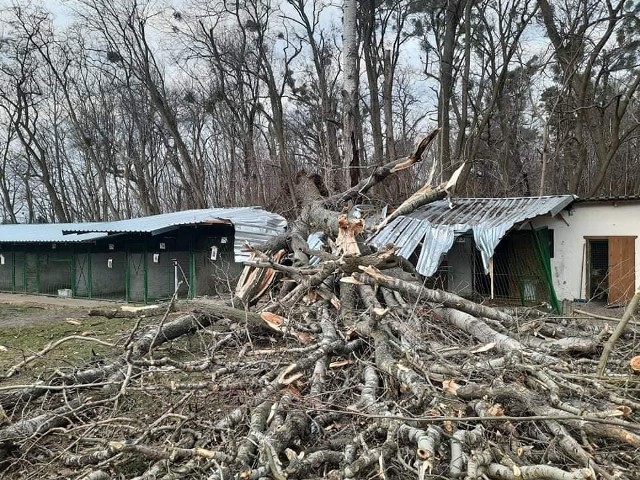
[370,196,576,311]
[0,207,286,302]
[531,196,640,305]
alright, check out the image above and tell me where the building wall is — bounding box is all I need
[194,231,242,297]
[0,224,250,302]
[128,252,147,301]
[14,252,25,292]
[532,202,640,301]
[146,251,175,300]
[91,252,127,299]
[145,251,191,300]
[38,252,74,294]
[75,253,91,296]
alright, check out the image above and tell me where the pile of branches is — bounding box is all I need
[0,132,639,480]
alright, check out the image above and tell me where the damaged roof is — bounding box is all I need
[369,195,576,277]
[63,208,287,262]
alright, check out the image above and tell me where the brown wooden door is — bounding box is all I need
[608,236,636,304]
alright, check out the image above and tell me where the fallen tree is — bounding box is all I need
[0,132,639,480]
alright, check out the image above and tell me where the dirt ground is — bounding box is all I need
[0,292,119,308]
[0,293,121,328]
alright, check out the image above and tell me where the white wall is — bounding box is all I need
[531,201,640,301]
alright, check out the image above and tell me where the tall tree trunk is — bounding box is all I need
[343,0,360,187]
[453,0,472,164]
[383,49,396,163]
[362,0,383,168]
[438,0,464,180]
[288,0,342,193]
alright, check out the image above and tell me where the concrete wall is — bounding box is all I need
[127,251,192,302]
[194,249,240,297]
[146,251,191,300]
[146,251,175,300]
[170,252,192,298]
[0,223,250,302]
[194,231,242,297]
[13,253,25,292]
[9,251,74,294]
[91,252,127,299]
[531,201,640,301]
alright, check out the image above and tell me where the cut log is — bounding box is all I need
[88,304,171,318]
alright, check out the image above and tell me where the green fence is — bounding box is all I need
[0,244,240,303]
[439,229,560,312]
[0,250,74,296]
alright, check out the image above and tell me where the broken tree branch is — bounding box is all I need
[597,290,640,376]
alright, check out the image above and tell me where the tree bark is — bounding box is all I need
[342,0,360,187]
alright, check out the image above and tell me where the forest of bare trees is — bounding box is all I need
[1,0,640,222]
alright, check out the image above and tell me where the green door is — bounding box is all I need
[75,253,91,297]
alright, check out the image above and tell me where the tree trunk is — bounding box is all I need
[342,0,360,187]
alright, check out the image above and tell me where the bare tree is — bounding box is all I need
[74,0,207,209]
[538,0,640,196]
[0,7,69,222]
[285,0,342,193]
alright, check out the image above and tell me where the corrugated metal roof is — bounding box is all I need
[307,231,326,265]
[0,224,108,244]
[575,195,640,203]
[369,195,576,277]
[63,208,287,262]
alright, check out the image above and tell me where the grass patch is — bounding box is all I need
[0,304,45,318]
[0,304,152,380]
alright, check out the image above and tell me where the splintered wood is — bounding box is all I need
[335,214,364,256]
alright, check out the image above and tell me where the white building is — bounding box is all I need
[532,196,640,305]
[371,195,640,311]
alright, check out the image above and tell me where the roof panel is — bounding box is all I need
[65,208,287,262]
[63,208,278,234]
[575,195,640,203]
[416,224,457,276]
[0,224,108,243]
[370,195,576,277]
[0,208,287,261]
[404,195,575,226]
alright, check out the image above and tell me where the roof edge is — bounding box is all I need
[573,195,640,204]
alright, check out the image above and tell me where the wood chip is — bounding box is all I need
[470,342,496,353]
[630,355,640,372]
[442,379,460,396]
[329,359,353,368]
